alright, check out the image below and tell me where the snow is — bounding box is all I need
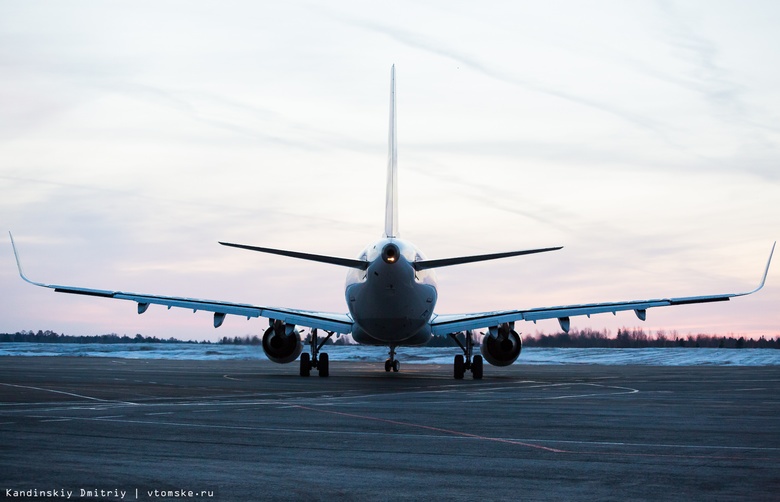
[0,344,778,366]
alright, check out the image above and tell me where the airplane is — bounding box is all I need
[10,66,775,379]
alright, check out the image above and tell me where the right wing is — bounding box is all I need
[430,242,775,335]
[10,233,353,334]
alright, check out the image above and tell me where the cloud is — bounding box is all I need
[334,15,675,140]
[655,0,746,113]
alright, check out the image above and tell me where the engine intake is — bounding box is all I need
[262,320,303,364]
[480,325,522,367]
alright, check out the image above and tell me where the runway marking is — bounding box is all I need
[492,382,640,401]
[53,416,504,440]
[145,412,173,416]
[11,413,778,461]
[518,437,780,452]
[291,405,777,461]
[422,382,640,404]
[292,405,566,453]
[0,383,138,406]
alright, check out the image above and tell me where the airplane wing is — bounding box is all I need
[9,233,353,334]
[430,242,775,335]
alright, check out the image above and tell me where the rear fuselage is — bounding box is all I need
[345,238,437,346]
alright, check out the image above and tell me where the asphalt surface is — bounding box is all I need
[0,356,778,501]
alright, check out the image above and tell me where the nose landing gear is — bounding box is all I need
[449,330,483,380]
[299,328,334,377]
[385,345,400,372]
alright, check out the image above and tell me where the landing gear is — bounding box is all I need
[300,353,310,377]
[454,354,465,379]
[299,328,333,377]
[449,331,483,380]
[385,345,400,373]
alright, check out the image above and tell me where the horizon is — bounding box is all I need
[2,1,778,341]
[3,326,777,345]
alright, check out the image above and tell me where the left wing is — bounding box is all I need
[430,242,775,335]
[10,233,353,334]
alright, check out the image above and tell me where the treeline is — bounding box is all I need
[0,330,205,344]
[218,335,351,346]
[425,327,778,349]
[524,328,779,349]
[3,328,778,348]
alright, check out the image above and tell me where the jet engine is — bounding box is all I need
[262,320,303,364]
[480,325,522,366]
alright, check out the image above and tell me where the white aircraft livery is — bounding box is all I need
[10,66,775,379]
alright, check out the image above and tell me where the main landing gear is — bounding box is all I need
[449,330,483,380]
[300,328,334,377]
[385,345,400,373]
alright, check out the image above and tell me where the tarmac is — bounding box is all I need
[0,356,778,501]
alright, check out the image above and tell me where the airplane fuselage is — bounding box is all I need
[346,238,437,346]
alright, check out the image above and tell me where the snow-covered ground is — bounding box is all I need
[0,343,778,366]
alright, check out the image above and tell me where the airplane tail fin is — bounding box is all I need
[384,65,398,238]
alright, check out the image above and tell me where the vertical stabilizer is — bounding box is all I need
[384,65,398,238]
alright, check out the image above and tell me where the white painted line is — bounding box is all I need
[77,415,779,453]
[505,437,780,452]
[0,383,138,406]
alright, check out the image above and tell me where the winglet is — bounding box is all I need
[9,232,46,287]
[384,64,398,238]
[741,240,775,296]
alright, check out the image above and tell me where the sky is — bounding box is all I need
[1,0,778,342]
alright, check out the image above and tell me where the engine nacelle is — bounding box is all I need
[262,320,303,364]
[480,327,522,367]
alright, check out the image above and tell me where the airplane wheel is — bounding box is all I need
[319,353,329,377]
[454,354,465,380]
[472,355,483,380]
[392,360,400,373]
[300,353,311,377]
[385,359,392,372]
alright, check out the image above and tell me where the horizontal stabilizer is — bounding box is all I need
[219,241,369,270]
[413,246,563,271]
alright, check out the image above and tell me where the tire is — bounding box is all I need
[385,359,392,372]
[319,353,329,377]
[454,354,465,380]
[392,360,400,373]
[472,355,483,380]
[300,353,310,377]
